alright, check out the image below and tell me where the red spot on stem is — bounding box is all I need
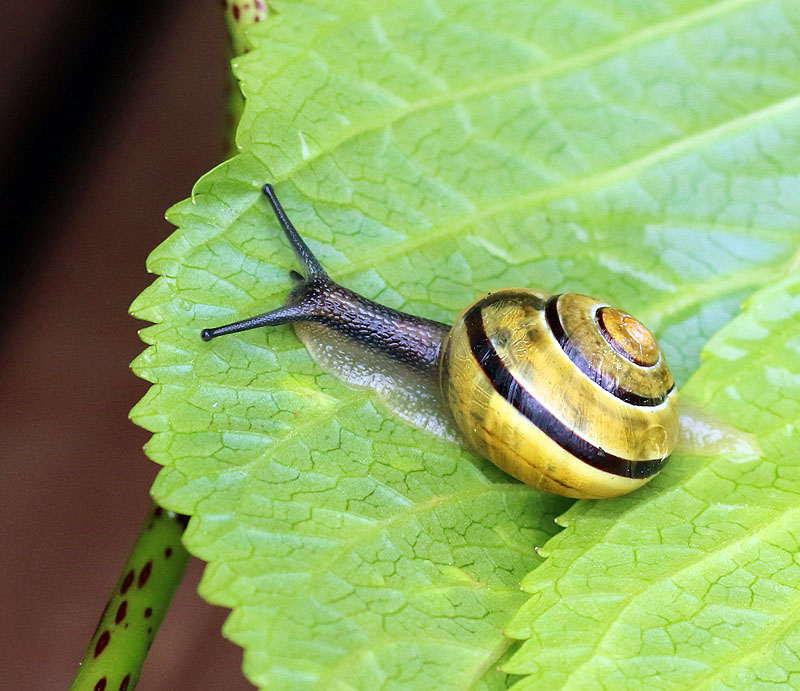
[115,600,128,624]
[144,607,153,619]
[164,547,173,559]
[120,570,134,594]
[94,678,107,691]
[138,561,153,588]
[94,631,110,658]
[119,674,131,691]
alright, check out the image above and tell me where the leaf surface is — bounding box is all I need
[131,0,800,687]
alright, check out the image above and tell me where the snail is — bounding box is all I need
[201,184,679,499]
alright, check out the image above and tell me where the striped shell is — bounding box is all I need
[442,289,679,499]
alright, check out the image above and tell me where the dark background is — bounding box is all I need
[1,2,254,688]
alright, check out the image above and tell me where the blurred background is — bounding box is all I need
[0,2,254,688]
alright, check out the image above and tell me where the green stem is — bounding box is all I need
[70,504,190,691]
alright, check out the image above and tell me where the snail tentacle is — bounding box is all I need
[262,183,328,279]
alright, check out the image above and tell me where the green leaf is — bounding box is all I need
[131,0,800,687]
[505,272,800,689]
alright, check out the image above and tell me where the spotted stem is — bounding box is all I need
[69,504,190,691]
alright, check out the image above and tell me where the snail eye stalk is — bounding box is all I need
[200,184,329,342]
[262,183,328,280]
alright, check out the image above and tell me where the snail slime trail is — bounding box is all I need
[202,184,680,499]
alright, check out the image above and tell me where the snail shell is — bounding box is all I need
[443,290,677,498]
[202,185,679,499]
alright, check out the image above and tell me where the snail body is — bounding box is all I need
[202,185,679,499]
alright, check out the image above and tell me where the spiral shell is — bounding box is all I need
[442,289,678,498]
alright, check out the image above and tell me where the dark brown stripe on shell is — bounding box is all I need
[464,297,666,479]
[544,295,672,407]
